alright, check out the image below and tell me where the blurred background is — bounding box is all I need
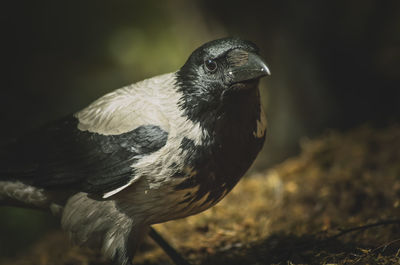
[0,0,399,259]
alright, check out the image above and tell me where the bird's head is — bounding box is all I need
[176,37,270,124]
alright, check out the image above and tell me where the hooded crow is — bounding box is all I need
[0,37,270,265]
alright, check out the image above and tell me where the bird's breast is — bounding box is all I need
[170,117,266,217]
[121,102,266,223]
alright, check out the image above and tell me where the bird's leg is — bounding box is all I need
[148,227,192,265]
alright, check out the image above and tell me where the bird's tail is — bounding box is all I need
[0,180,51,210]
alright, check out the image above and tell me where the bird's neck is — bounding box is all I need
[215,85,262,133]
[179,85,262,135]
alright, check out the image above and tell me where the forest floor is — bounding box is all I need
[1,125,400,265]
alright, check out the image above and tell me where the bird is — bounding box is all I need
[0,37,270,265]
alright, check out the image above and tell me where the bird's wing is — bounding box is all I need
[0,73,176,197]
[0,116,168,196]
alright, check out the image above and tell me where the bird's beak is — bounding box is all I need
[227,51,270,84]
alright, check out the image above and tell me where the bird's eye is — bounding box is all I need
[204,59,217,72]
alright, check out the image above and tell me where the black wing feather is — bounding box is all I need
[0,116,168,194]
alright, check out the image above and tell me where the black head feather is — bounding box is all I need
[176,37,268,126]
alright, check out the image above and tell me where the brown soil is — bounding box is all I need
[1,125,400,265]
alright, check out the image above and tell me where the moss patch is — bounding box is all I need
[1,125,400,265]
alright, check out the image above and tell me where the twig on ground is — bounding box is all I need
[328,219,400,240]
[350,238,400,265]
